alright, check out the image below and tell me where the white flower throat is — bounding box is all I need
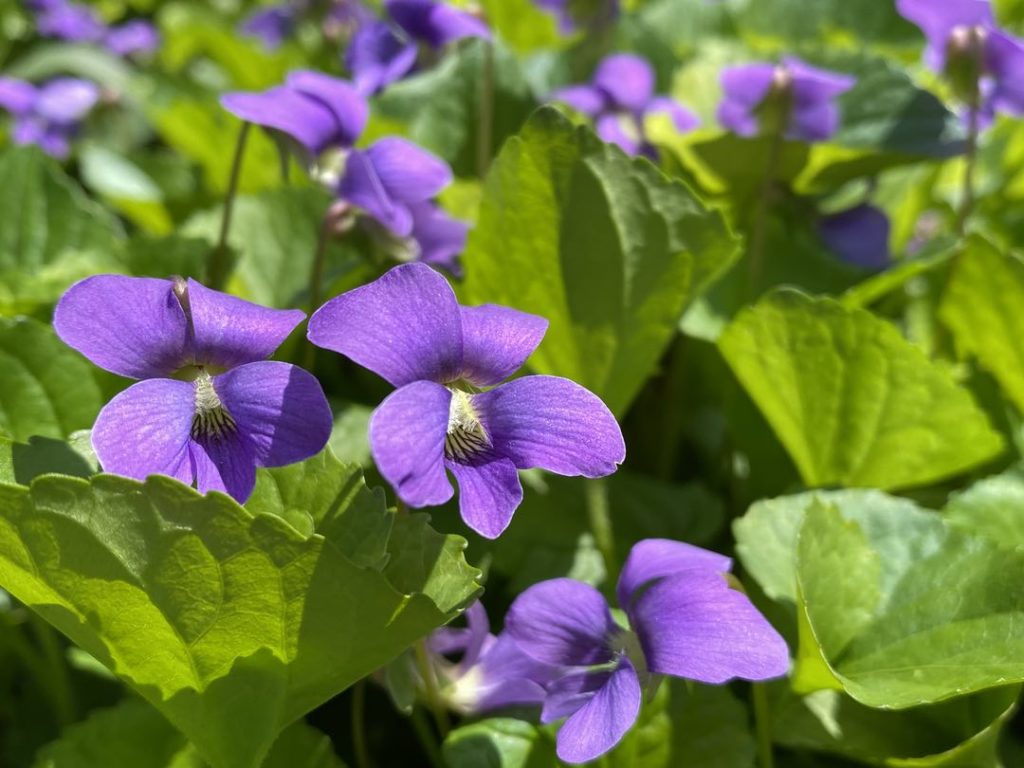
[191,370,237,441]
[444,388,490,461]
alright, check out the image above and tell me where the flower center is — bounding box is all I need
[191,371,237,441]
[610,628,649,678]
[444,388,490,461]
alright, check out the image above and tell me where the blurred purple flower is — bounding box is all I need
[897,0,1024,123]
[506,540,790,764]
[54,276,332,503]
[818,204,891,271]
[551,53,698,157]
[0,76,99,158]
[534,0,619,34]
[718,56,855,142]
[405,201,469,277]
[307,263,625,538]
[104,19,160,57]
[423,601,559,714]
[240,3,298,50]
[32,0,106,42]
[345,0,490,95]
[221,70,368,159]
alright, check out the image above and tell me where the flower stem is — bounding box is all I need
[752,683,775,768]
[209,121,252,290]
[748,130,784,293]
[585,477,617,578]
[30,613,76,726]
[302,216,333,370]
[476,40,495,179]
[413,638,450,738]
[957,89,981,237]
[352,679,374,768]
[410,705,444,768]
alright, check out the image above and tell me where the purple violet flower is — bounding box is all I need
[551,53,699,157]
[405,200,469,277]
[818,204,892,271]
[533,0,619,35]
[104,19,161,57]
[307,263,626,538]
[897,0,1024,123]
[506,539,790,764]
[0,76,100,158]
[718,56,855,142]
[345,0,490,95]
[422,601,559,714]
[221,70,368,161]
[54,275,332,503]
[240,3,299,50]
[32,0,106,43]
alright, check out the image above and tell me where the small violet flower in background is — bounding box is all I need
[506,539,790,764]
[221,70,368,164]
[551,53,698,157]
[419,600,559,714]
[897,0,1024,124]
[54,275,332,502]
[337,137,468,275]
[345,0,491,95]
[718,56,855,142]
[30,0,160,58]
[0,76,99,158]
[307,262,625,538]
[818,204,892,271]
[240,2,301,50]
[104,19,161,58]
[534,0,619,35]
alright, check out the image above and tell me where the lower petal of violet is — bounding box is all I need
[475,375,625,478]
[552,659,642,765]
[91,378,196,487]
[446,455,523,538]
[190,429,259,503]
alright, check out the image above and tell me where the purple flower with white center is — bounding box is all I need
[54,275,332,503]
[533,0,619,34]
[307,263,625,538]
[0,77,100,159]
[818,204,891,271]
[337,137,453,238]
[32,0,106,43]
[551,53,699,157]
[423,601,559,714]
[506,539,790,764]
[345,0,490,95]
[240,3,299,50]
[104,19,160,57]
[221,70,368,162]
[718,56,855,142]
[897,0,1024,123]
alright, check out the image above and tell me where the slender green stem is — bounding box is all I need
[30,614,76,726]
[352,680,374,768]
[584,477,617,577]
[748,130,784,293]
[413,639,450,738]
[410,706,444,768]
[752,683,775,768]
[957,88,981,237]
[476,40,495,179]
[656,337,686,480]
[209,121,252,290]
[302,217,333,370]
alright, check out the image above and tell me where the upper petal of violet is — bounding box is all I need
[616,538,732,611]
[285,70,368,148]
[475,375,625,477]
[628,570,790,684]
[186,278,305,370]
[386,0,491,48]
[505,578,617,667]
[54,275,190,379]
[550,84,607,117]
[407,200,469,276]
[986,30,1024,116]
[220,86,346,157]
[897,0,994,71]
[345,20,419,96]
[308,262,464,386]
[369,380,454,507]
[593,53,655,113]
[458,304,548,387]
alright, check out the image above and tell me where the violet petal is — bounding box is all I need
[616,538,732,610]
[386,0,491,48]
[458,304,548,387]
[447,455,523,538]
[593,53,655,113]
[555,659,642,765]
[345,20,419,95]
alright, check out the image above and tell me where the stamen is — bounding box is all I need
[444,389,490,461]
[191,372,237,441]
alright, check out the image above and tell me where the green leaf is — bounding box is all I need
[0,318,106,443]
[727,0,917,44]
[4,43,134,92]
[32,698,347,768]
[841,237,957,309]
[666,683,756,768]
[0,465,479,768]
[944,469,1024,549]
[462,107,740,415]
[0,147,124,315]
[0,433,96,486]
[371,39,536,178]
[443,718,558,768]
[479,0,562,53]
[940,236,1024,413]
[125,234,209,280]
[719,290,1004,490]
[737,489,1024,707]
